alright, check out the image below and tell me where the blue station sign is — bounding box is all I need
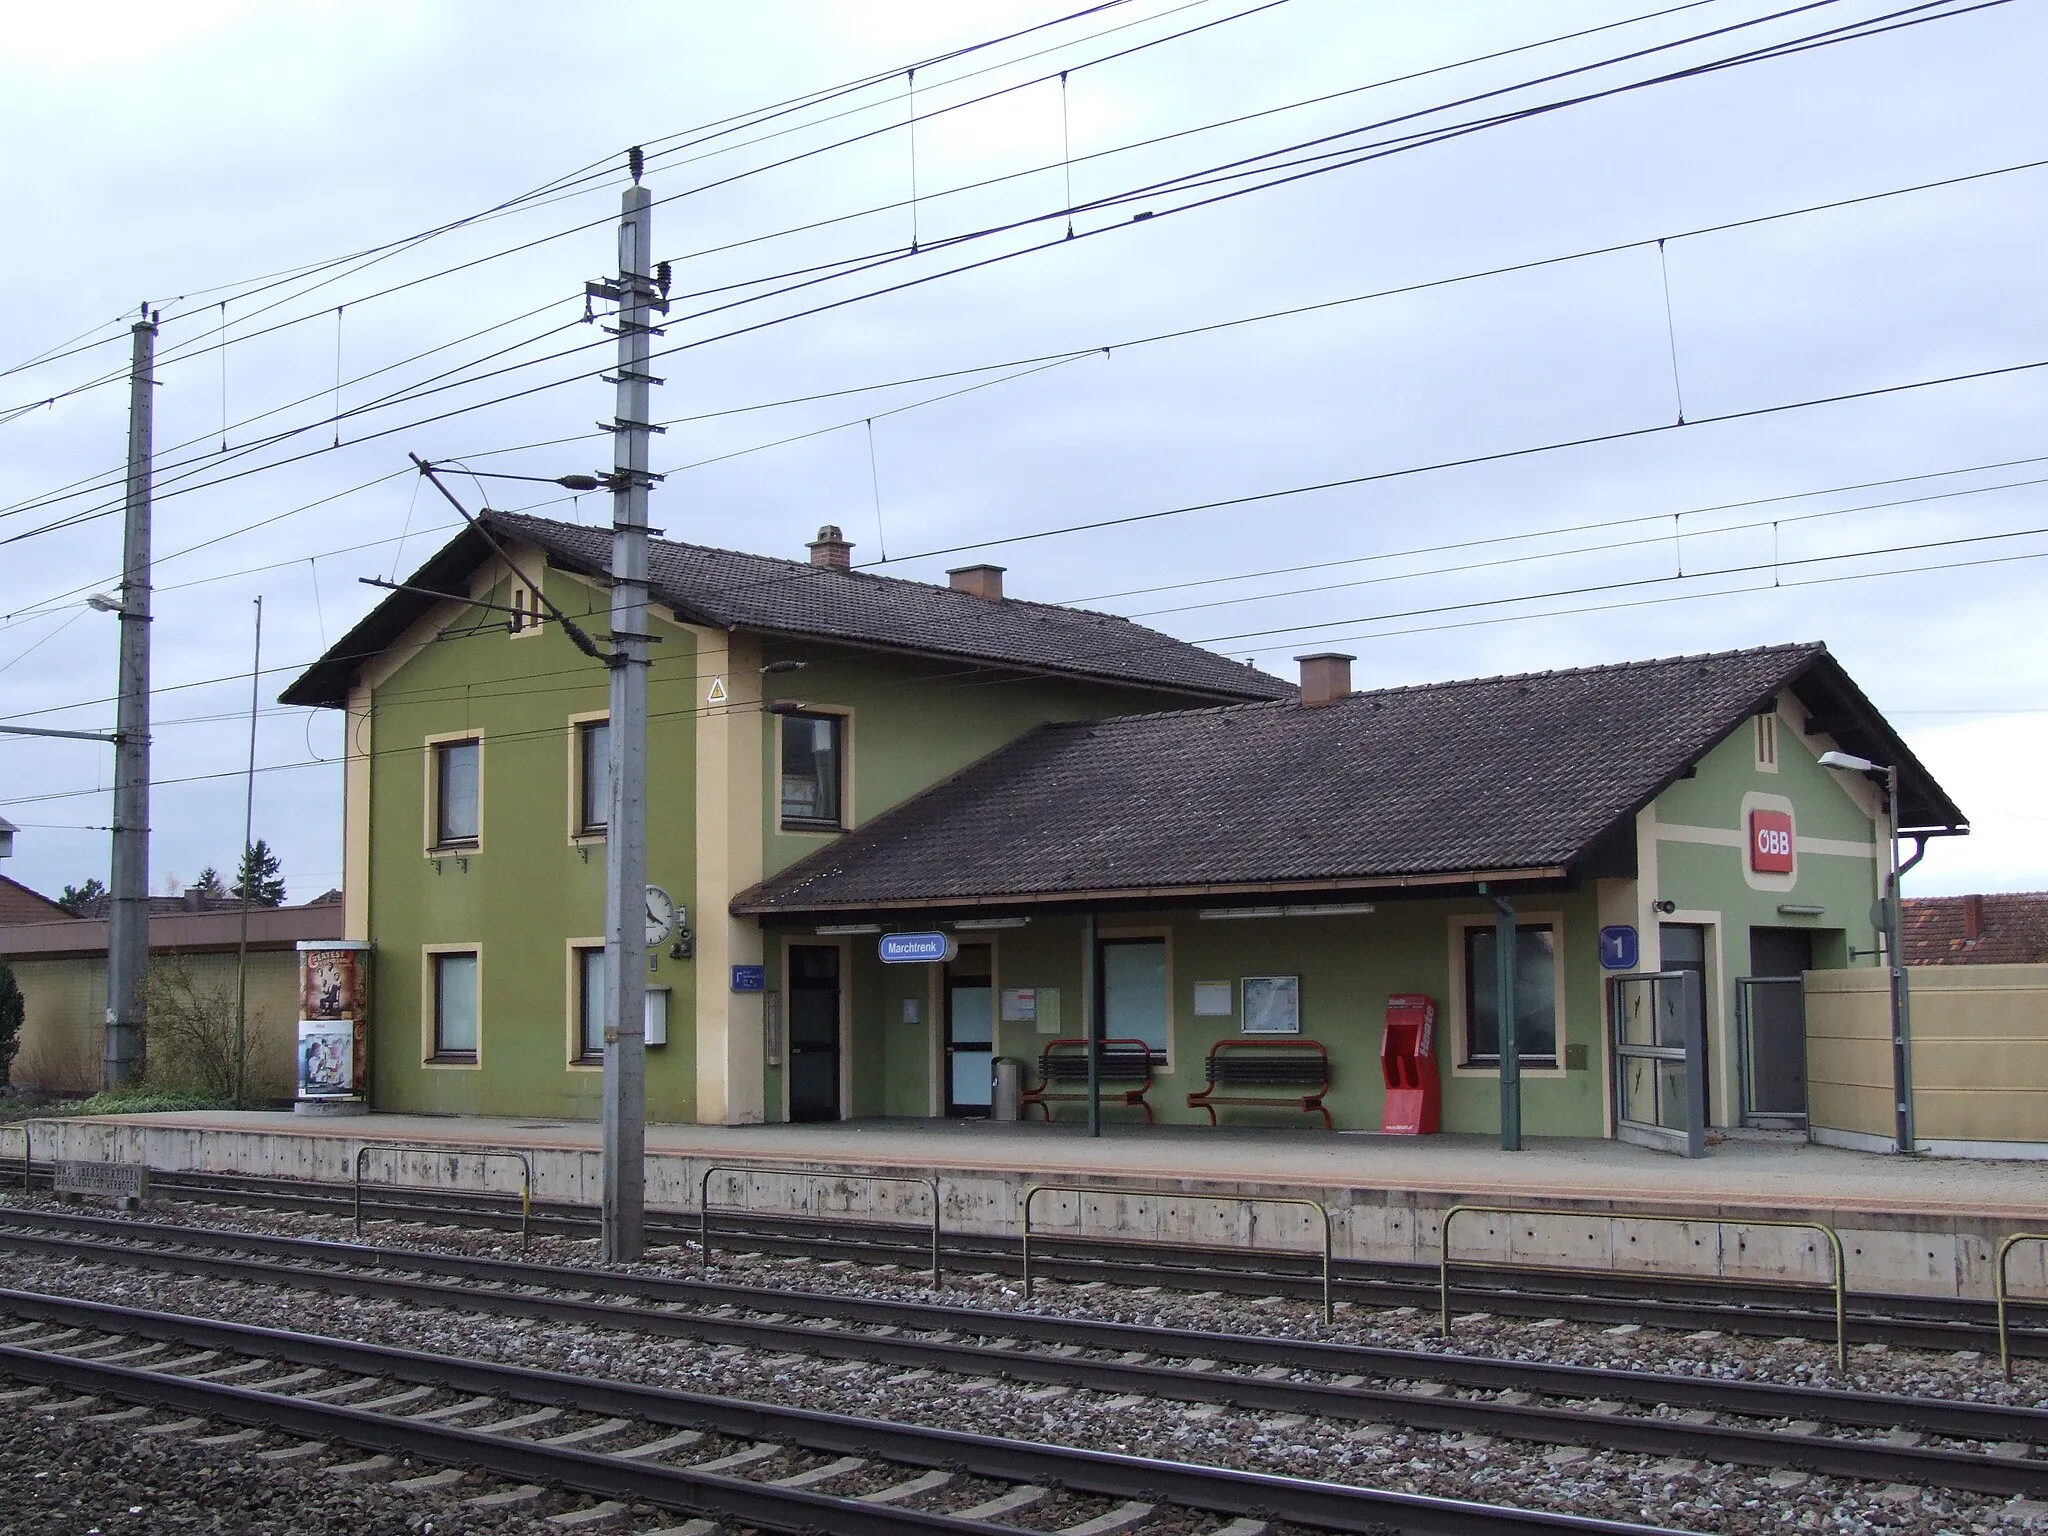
[730,964,766,992]
[1598,925,1639,971]
[878,931,959,965]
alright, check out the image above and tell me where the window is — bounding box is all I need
[1100,937,1168,1057]
[1462,923,1558,1065]
[432,951,480,1060]
[433,738,480,848]
[780,711,844,830]
[509,586,543,636]
[576,718,610,837]
[1754,711,1778,771]
[575,945,606,1062]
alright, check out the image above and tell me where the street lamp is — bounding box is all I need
[1817,749,1919,1154]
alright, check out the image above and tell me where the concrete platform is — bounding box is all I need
[7,1113,2048,1300]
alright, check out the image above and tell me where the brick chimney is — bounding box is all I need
[1963,893,1985,942]
[947,564,1005,601]
[806,525,853,569]
[1295,652,1354,707]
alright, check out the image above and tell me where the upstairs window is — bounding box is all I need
[576,718,610,837]
[780,712,844,831]
[1462,922,1559,1067]
[433,738,481,849]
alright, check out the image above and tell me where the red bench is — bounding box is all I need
[1020,1037,1160,1124]
[1186,1039,1332,1129]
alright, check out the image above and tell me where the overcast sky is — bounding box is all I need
[1,0,2042,905]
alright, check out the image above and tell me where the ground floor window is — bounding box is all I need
[1461,922,1558,1066]
[575,946,606,1062]
[431,950,480,1061]
[1100,937,1168,1057]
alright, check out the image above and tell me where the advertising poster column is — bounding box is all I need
[296,939,372,1116]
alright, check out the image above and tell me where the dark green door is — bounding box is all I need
[788,945,840,1122]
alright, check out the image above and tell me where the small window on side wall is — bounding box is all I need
[432,951,480,1061]
[1462,923,1558,1067]
[1754,712,1778,771]
[576,946,606,1062]
[780,712,844,830]
[576,718,610,837]
[434,738,480,849]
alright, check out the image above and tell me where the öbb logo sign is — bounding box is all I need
[1750,809,1795,875]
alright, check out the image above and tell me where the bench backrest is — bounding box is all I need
[1038,1037,1158,1085]
[1204,1040,1329,1088]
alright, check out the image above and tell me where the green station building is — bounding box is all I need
[284,513,1964,1140]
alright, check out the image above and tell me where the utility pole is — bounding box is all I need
[594,150,663,1262]
[106,307,157,1090]
[232,597,263,1108]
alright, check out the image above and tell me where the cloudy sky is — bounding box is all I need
[1,0,2042,904]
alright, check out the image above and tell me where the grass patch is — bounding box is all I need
[37,1086,232,1118]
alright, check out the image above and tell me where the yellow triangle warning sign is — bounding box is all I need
[706,676,728,705]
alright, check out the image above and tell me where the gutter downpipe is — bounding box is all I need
[1481,883,1521,1152]
[1083,910,1100,1138]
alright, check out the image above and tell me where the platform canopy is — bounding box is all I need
[733,642,1966,921]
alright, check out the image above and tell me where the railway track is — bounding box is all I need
[18,1162,2048,1357]
[6,1206,2046,1499]
[0,1288,1702,1536]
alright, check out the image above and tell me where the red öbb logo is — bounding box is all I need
[1750,809,1795,874]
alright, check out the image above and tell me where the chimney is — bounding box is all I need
[1295,652,1354,707]
[947,564,1005,601]
[1963,893,1985,942]
[806,524,853,569]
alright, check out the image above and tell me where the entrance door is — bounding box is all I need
[1659,924,1711,1123]
[945,943,994,1117]
[1743,927,1813,1125]
[787,945,841,1122]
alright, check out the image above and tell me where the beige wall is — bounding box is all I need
[1806,964,2048,1151]
[6,949,300,1100]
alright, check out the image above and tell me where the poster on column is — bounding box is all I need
[296,940,372,1105]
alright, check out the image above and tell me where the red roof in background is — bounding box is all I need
[1903,893,2048,966]
[0,875,75,925]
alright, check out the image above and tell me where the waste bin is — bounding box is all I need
[991,1056,1024,1121]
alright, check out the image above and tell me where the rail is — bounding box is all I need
[698,1164,941,1283]
[1022,1183,1333,1323]
[1995,1232,2048,1380]
[1440,1203,1847,1369]
[352,1144,532,1250]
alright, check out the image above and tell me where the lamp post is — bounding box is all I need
[1817,750,1917,1154]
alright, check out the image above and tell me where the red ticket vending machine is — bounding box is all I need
[1380,992,1440,1134]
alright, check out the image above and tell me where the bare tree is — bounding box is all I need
[144,955,238,1099]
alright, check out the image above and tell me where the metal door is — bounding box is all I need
[945,944,994,1117]
[787,944,840,1122]
[1740,925,1814,1125]
[1609,970,1706,1157]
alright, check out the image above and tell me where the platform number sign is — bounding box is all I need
[1598,925,1639,971]
[1750,809,1796,875]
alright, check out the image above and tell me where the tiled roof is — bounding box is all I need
[282,514,1290,707]
[735,642,1964,914]
[0,875,74,924]
[1903,893,2048,966]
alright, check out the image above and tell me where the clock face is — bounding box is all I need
[644,885,678,948]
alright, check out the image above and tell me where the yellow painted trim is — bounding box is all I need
[1445,909,1569,1079]
[421,943,483,1069]
[343,683,373,942]
[689,624,765,1124]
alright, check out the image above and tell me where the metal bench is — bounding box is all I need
[1020,1037,1160,1124]
[1187,1039,1332,1129]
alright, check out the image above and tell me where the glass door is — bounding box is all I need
[945,943,993,1117]
[787,944,841,1122]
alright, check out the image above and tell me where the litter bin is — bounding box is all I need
[991,1056,1024,1122]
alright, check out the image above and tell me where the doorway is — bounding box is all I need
[787,944,841,1122]
[945,943,994,1117]
[1658,923,1712,1124]
[1742,926,1814,1126]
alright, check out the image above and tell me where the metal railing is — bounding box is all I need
[352,1144,533,1250]
[1440,1203,1848,1368]
[698,1164,941,1283]
[1995,1231,2048,1380]
[1022,1183,1333,1323]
